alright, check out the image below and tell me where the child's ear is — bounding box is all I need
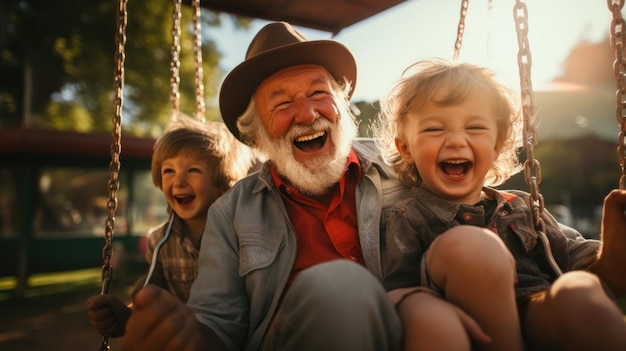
[493,141,503,161]
[493,150,500,162]
[394,137,414,164]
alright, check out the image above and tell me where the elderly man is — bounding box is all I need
[120,21,408,351]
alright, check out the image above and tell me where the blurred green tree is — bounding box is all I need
[0,0,250,136]
[502,136,620,236]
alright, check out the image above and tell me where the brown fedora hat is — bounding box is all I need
[219,21,357,141]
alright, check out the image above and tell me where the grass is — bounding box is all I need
[0,268,142,322]
[0,268,102,301]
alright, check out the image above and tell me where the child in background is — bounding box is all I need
[375,58,626,351]
[87,114,258,337]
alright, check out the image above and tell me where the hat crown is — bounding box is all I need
[246,22,307,60]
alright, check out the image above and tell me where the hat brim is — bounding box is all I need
[219,40,357,141]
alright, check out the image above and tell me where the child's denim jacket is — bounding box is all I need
[384,186,600,299]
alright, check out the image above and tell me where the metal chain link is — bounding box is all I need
[607,0,626,189]
[453,0,469,60]
[170,0,182,120]
[99,0,127,350]
[513,0,562,276]
[513,0,544,231]
[192,0,206,121]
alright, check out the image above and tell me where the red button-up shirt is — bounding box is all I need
[270,149,366,286]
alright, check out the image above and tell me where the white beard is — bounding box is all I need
[256,114,357,196]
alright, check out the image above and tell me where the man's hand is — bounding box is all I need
[120,285,208,351]
[593,189,626,298]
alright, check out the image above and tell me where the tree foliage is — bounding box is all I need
[502,136,620,235]
[0,0,250,136]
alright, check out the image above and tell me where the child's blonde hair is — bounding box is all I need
[375,58,523,187]
[151,113,257,193]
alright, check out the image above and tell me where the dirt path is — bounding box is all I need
[0,279,134,351]
[0,301,122,351]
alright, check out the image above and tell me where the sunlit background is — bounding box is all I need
[213,0,614,101]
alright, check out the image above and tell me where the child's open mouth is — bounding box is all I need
[440,160,472,177]
[175,194,195,205]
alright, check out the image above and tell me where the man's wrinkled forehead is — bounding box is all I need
[264,64,332,87]
[255,64,334,100]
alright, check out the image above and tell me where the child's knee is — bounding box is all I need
[551,271,602,299]
[549,271,613,310]
[430,225,514,272]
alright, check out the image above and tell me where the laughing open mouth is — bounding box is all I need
[293,130,327,152]
[175,194,195,205]
[440,160,472,177]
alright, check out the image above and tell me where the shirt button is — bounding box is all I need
[350,256,357,261]
[462,212,473,222]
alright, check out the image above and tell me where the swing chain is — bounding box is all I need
[513,0,544,231]
[170,0,183,117]
[99,0,127,350]
[192,0,206,121]
[453,0,469,61]
[607,0,626,190]
[513,1,565,277]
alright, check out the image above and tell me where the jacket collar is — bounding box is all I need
[413,186,516,223]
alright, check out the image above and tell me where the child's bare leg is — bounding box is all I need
[396,290,473,351]
[427,225,523,351]
[523,270,626,351]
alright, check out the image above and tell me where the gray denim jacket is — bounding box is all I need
[187,138,409,351]
[384,186,601,299]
